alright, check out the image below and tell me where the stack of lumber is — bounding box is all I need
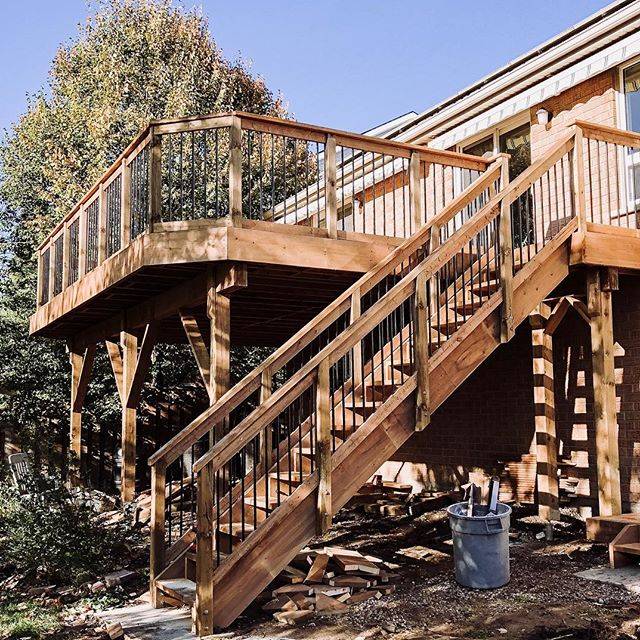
[347,476,454,517]
[260,546,399,625]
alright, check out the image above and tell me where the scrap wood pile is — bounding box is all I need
[259,546,399,626]
[347,475,456,517]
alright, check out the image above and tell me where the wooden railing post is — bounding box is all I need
[121,157,131,247]
[97,184,107,266]
[572,126,587,232]
[150,460,166,608]
[36,250,45,306]
[195,461,214,636]
[498,154,514,342]
[78,204,87,278]
[62,221,70,290]
[350,290,362,390]
[414,269,430,431]
[325,135,337,238]
[259,367,273,470]
[316,358,332,534]
[409,152,424,232]
[149,127,162,230]
[47,243,55,304]
[229,116,243,227]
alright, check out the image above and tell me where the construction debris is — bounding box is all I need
[261,545,399,624]
[347,476,455,518]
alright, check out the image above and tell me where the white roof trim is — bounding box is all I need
[395,0,640,145]
[429,27,640,150]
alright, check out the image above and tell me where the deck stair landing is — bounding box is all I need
[146,127,583,634]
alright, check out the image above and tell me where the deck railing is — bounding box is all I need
[35,111,491,308]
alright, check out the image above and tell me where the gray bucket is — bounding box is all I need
[447,501,511,589]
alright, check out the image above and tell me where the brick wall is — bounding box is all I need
[530,69,618,162]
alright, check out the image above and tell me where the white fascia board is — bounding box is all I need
[428,27,640,150]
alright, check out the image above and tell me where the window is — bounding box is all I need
[463,136,494,158]
[624,61,640,133]
[499,123,531,180]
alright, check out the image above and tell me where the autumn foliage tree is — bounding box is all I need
[0,0,285,482]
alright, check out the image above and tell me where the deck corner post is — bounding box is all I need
[149,126,162,231]
[414,269,430,431]
[572,125,587,233]
[316,358,332,535]
[498,154,514,342]
[325,135,338,238]
[529,303,560,521]
[587,268,622,516]
[150,460,167,608]
[195,461,214,636]
[229,116,243,227]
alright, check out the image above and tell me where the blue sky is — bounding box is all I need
[0,0,611,135]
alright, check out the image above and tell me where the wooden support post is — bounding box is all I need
[149,129,162,229]
[179,310,212,398]
[150,460,166,608]
[259,367,273,470]
[68,343,96,486]
[195,461,214,636]
[120,331,138,503]
[498,155,514,342]
[121,157,131,247]
[428,225,441,331]
[47,244,55,305]
[414,269,430,431]
[325,135,337,238]
[350,290,363,390]
[36,251,45,307]
[97,184,107,266]
[229,116,243,227]
[573,126,587,233]
[316,358,332,534]
[126,322,157,409]
[207,270,232,444]
[409,152,424,232]
[587,269,622,516]
[529,304,560,521]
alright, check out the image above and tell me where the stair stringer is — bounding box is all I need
[207,222,575,629]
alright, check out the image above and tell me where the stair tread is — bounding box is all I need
[156,578,196,604]
[613,542,640,554]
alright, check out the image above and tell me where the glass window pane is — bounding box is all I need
[463,136,494,158]
[624,62,640,133]
[499,123,531,180]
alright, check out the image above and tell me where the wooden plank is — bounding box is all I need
[587,268,622,516]
[62,221,71,290]
[409,153,424,231]
[179,310,211,395]
[149,129,162,227]
[498,155,514,342]
[573,126,587,232]
[195,461,214,636]
[413,269,430,431]
[120,331,138,503]
[121,157,131,247]
[126,322,158,409]
[105,339,125,403]
[316,358,332,534]
[229,116,243,227]
[78,204,87,278]
[530,303,560,521]
[259,367,273,470]
[97,184,107,266]
[325,135,337,237]
[216,262,248,294]
[69,348,83,486]
[150,461,166,608]
[350,290,363,390]
[576,119,640,149]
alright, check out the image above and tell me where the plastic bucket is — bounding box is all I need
[446,501,512,589]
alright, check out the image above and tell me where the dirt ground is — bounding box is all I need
[225,505,640,640]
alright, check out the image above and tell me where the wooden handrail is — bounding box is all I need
[190,131,581,475]
[148,159,502,467]
[575,119,640,148]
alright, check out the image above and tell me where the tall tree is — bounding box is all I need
[0,0,285,480]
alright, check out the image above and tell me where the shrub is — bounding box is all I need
[0,473,135,586]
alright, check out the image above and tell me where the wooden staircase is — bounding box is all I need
[147,130,580,633]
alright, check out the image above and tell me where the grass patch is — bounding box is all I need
[0,601,60,639]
